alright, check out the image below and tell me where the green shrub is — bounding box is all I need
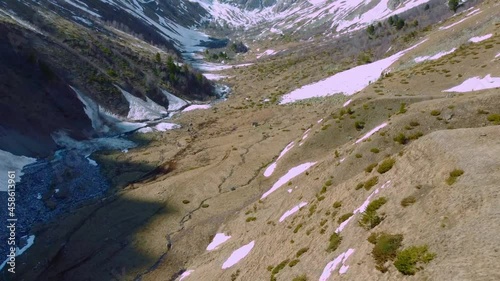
[446,169,464,185]
[326,233,343,252]
[377,158,396,174]
[394,133,409,144]
[355,153,363,158]
[296,247,309,258]
[365,163,378,173]
[364,176,379,190]
[288,259,300,267]
[430,110,441,116]
[367,232,380,244]
[370,148,380,153]
[333,201,342,208]
[201,203,210,208]
[359,197,387,229]
[394,245,436,275]
[182,200,190,204]
[355,121,366,130]
[325,179,333,186]
[401,196,416,207]
[338,212,353,224]
[292,274,308,281]
[372,233,403,269]
[246,216,257,222]
[408,132,424,140]
[271,259,290,275]
[356,182,365,190]
[293,223,304,233]
[487,114,500,124]
[409,121,420,127]
[231,269,240,281]
[399,103,407,114]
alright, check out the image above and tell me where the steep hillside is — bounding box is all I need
[1,0,499,280]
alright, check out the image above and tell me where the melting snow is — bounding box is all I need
[182,104,212,112]
[221,241,255,269]
[335,181,391,233]
[154,123,180,131]
[86,156,98,166]
[355,123,388,144]
[343,99,352,107]
[414,48,457,63]
[0,150,36,191]
[178,270,194,281]
[0,235,35,271]
[263,142,295,177]
[203,73,229,80]
[443,75,500,92]
[72,87,146,134]
[317,119,323,124]
[256,49,277,59]
[261,162,316,199]
[280,40,427,104]
[63,0,102,18]
[319,248,355,281]
[469,34,492,43]
[279,202,308,222]
[161,89,188,111]
[207,233,231,251]
[119,87,168,121]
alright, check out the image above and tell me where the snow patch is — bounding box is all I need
[256,49,277,59]
[319,248,355,281]
[469,34,492,43]
[443,75,500,92]
[154,123,180,131]
[221,241,255,269]
[280,40,427,104]
[263,142,295,177]
[414,48,456,63]
[0,150,37,191]
[182,104,212,112]
[207,233,231,251]
[203,73,230,80]
[355,123,387,144]
[0,235,35,271]
[261,162,316,199]
[178,270,194,281]
[161,89,188,111]
[119,87,168,121]
[279,202,307,222]
[343,99,352,107]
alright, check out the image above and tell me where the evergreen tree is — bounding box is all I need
[448,0,459,12]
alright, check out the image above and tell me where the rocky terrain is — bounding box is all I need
[0,0,499,280]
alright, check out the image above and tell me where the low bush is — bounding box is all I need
[365,163,378,173]
[370,148,380,153]
[430,110,441,116]
[377,158,396,174]
[372,233,403,270]
[326,233,343,252]
[487,113,500,124]
[246,216,257,222]
[359,197,387,229]
[338,212,353,224]
[296,247,309,258]
[446,169,464,185]
[288,259,300,267]
[401,196,416,207]
[364,176,379,190]
[394,133,409,144]
[394,245,436,275]
[333,201,342,208]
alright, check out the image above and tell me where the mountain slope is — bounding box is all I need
[2,0,500,280]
